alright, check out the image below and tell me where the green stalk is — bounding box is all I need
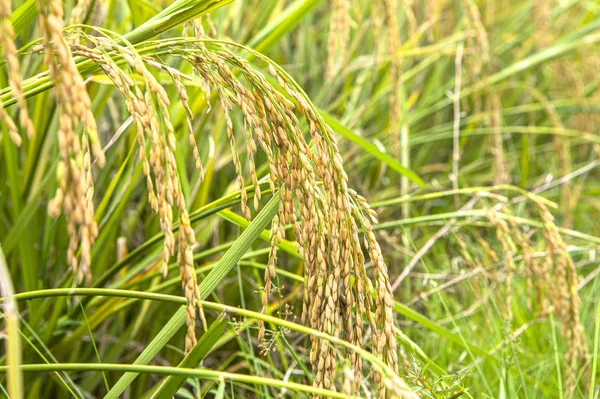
[0,244,23,399]
[0,363,347,398]
[10,287,403,387]
[590,302,600,399]
[371,184,555,208]
[372,210,600,244]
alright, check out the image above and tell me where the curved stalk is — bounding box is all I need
[0,363,347,398]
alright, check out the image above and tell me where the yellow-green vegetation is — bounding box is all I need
[0,0,599,398]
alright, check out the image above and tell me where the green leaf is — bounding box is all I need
[103,195,279,398]
[218,208,298,257]
[148,314,228,399]
[10,0,36,39]
[247,0,323,53]
[214,376,226,399]
[321,111,424,186]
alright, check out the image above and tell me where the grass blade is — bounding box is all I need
[322,111,424,185]
[148,314,228,399]
[0,244,23,399]
[103,195,279,398]
[590,302,600,399]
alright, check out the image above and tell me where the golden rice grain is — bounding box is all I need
[0,0,34,143]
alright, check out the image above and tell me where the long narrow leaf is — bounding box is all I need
[148,314,228,399]
[103,195,279,398]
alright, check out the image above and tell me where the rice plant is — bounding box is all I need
[1,0,600,398]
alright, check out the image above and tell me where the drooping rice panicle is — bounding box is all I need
[37,26,409,393]
[38,0,104,283]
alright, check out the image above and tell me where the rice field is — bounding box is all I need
[0,0,599,398]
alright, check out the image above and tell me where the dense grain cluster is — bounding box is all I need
[66,32,407,395]
[71,34,207,351]
[36,0,105,283]
[486,202,589,394]
[171,42,407,396]
[535,201,589,395]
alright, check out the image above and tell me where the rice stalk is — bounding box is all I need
[485,199,589,393]
[73,31,205,349]
[461,0,507,184]
[3,1,599,397]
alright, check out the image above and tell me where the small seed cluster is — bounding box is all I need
[485,202,589,394]
[535,201,589,395]
[326,0,350,80]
